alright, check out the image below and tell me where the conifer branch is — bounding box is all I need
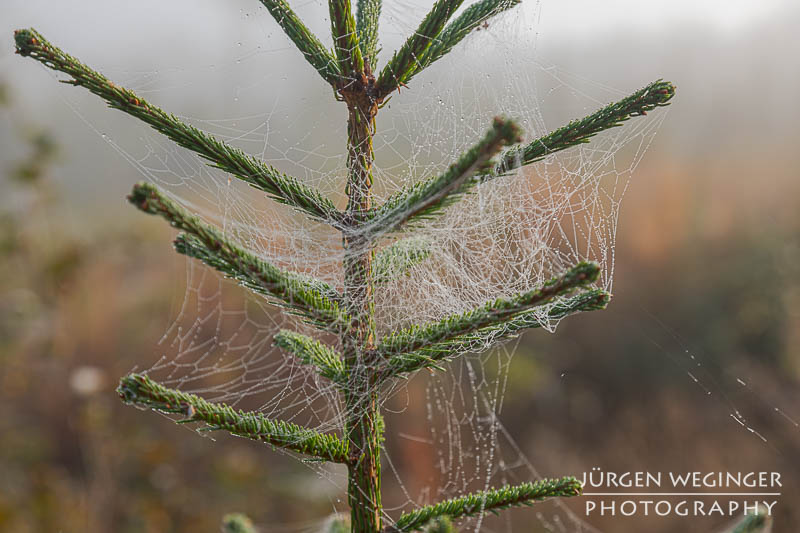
[375,0,466,99]
[255,0,342,84]
[731,508,773,533]
[222,513,257,533]
[367,117,520,235]
[175,232,344,306]
[486,80,676,178]
[274,329,346,382]
[13,28,343,225]
[325,515,352,533]
[417,0,521,72]
[422,517,456,533]
[330,0,365,77]
[372,236,432,285]
[129,182,348,330]
[356,0,382,72]
[377,261,600,358]
[386,289,609,377]
[118,373,350,463]
[387,477,582,532]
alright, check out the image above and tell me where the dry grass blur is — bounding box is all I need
[1,2,799,532]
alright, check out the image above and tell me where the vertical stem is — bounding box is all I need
[342,87,382,533]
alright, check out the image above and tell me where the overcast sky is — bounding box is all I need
[539,0,790,32]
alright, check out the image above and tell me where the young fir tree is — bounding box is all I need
[15,1,675,530]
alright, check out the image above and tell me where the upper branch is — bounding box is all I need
[385,289,610,377]
[14,28,343,226]
[130,182,349,331]
[255,0,342,84]
[387,477,582,532]
[375,0,466,99]
[416,0,521,75]
[329,0,365,78]
[118,374,350,463]
[366,117,520,236]
[377,261,600,358]
[356,0,382,72]
[486,80,676,179]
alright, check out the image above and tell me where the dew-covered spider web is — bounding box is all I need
[63,0,668,530]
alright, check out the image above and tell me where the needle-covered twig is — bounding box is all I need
[129,182,349,330]
[118,374,350,463]
[367,117,520,235]
[387,477,582,532]
[378,261,601,358]
[14,29,343,225]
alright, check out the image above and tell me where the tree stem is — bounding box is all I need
[342,81,382,533]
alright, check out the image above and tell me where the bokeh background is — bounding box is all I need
[1,0,799,532]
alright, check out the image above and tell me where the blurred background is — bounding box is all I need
[1,0,798,532]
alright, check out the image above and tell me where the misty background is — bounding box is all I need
[1,0,799,532]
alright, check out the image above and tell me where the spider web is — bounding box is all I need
[75,0,668,530]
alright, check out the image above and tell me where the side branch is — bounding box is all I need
[377,261,601,358]
[386,289,610,377]
[367,117,520,236]
[130,182,349,331]
[375,0,466,99]
[274,329,346,382]
[14,28,343,225]
[118,374,350,463]
[488,80,676,178]
[255,0,342,84]
[417,0,521,74]
[387,477,583,532]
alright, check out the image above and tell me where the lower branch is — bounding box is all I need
[731,507,773,533]
[387,477,582,532]
[118,374,350,463]
[378,261,601,357]
[385,289,610,378]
